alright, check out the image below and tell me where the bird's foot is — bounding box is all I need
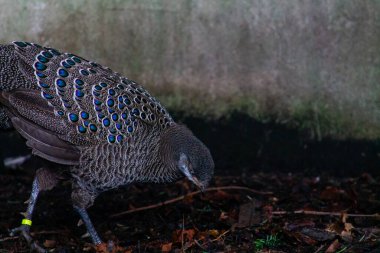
[95,241,129,253]
[9,225,47,253]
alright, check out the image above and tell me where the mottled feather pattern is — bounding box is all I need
[12,41,173,146]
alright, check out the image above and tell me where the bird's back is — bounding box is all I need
[0,41,173,165]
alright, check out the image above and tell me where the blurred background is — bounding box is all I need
[1,0,380,175]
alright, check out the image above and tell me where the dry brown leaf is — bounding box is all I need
[161,242,172,252]
[208,229,219,237]
[173,229,196,243]
[43,239,56,248]
[326,239,340,253]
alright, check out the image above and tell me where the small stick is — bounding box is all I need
[0,236,19,242]
[313,244,325,253]
[272,210,380,218]
[111,186,272,218]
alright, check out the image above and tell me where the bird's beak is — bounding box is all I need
[189,176,204,192]
[179,158,205,192]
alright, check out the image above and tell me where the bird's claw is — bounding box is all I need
[9,225,47,253]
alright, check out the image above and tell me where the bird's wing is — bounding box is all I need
[0,89,80,165]
[10,41,173,146]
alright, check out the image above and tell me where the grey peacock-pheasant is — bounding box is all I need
[0,41,214,251]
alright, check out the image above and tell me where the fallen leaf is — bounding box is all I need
[236,201,261,227]
[161,242,172,252]
[208,229,219,237]
[173,229,196,243]
[326,239,340,253]
[43,239,56,248]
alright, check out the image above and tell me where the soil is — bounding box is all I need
[0,113,379,252]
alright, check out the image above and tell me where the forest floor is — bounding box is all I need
[0,166,379,253]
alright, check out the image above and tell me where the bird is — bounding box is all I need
[0,41,214,252]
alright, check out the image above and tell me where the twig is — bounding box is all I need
[111,186,272,218]
[272,210,380,218]
[210,230,230,242]
[313,244,324,253]
[0,236,19,242]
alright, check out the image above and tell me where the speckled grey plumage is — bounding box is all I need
[1,41,214,246]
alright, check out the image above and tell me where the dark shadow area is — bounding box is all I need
[1,112,379,177]
[173,112,380,177]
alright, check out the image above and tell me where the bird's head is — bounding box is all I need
[159,124,214,190]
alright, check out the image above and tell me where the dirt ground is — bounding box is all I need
[0,162,379,253]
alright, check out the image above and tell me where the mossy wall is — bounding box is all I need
[0,0,379,139]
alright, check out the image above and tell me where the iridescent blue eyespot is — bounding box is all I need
[67,59,75,66]
[89,124,97,132]
[39,82,49,88]
[80,69,89,76]
[14,41,27,47]
[69,113,79,122]
[141,112,146,119]
[89,69,96,74]
[62,61,71,68]
[108,89,115,96]
[108,135,116,143]
[103,118,110,127]
[117,135,123,142]
[73,57,81,63]
[37,55,49,63]
[64,103,72,108]
[121,113,127,119]
[35,62,47,71]
[124,98,131,105]
[118,96,123,102]
[42,51,53,58]
[78,125,86,133]
[75,79,84,85]
[112,113,118,121]
[75,85,83,90]
[100,83,107,88]
[75,90,84,97]
[107,99,114,107]
[42,92,53,99]
[93,91,100,97]
[94,85,102,91]
[90,62,98,67]
[56,79,66,87]
[80,111,89,119]
[132,108,139,115]
[109,128,117,134]
[94,99,102,105]
[116,123,122,130]
[97,113,105,119]
[118,104,125,110]
[36,72,47,78]
[127,126,133,133]
[84,120,89,127]
[95,106,102,112]
[58,69,68,77]
[57,111,64,116]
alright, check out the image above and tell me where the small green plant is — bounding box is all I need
[254,234,280,252]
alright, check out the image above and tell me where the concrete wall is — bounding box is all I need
[0,0,379,139]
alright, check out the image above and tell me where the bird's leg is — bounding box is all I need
[10,168,62,253]
[72,185,119,252]
[10,176,46,252]
[73,205,102,245]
